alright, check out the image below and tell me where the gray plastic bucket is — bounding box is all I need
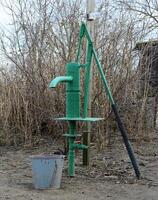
[30,154,64,189]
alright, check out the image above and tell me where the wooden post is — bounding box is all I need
[83,0,95,166]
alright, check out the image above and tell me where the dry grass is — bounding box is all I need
[0,0,155,147]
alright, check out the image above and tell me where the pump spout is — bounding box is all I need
[49,76,73,88]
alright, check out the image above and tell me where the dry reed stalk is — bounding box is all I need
[0,0,154,147]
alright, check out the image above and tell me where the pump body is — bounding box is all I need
[49,22,140,178]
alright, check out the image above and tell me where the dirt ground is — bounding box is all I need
[1,134,158,200]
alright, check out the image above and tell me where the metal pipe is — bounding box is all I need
[92,48,141,179]
[49,76,73,88]
[93,48,115,105]
[68,121,76,177]
[111,104,141,179]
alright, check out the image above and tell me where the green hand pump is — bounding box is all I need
[49,22,140,179]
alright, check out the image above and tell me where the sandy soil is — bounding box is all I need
[1,135,158,200]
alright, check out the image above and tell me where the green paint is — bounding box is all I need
[83,42,93,117]
[68,121,76,177]
[71,143,88,150]
[49,76,73,88]
[49,22,116,177]
[66,62,80,118]
[93,49,115,105]
[76,22,115,107]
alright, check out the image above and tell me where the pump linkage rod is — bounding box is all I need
[76,22,140,179]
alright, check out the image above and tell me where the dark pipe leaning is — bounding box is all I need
[112,104,140,179]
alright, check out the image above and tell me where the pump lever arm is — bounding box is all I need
[75,22,140,178]
[92,48,141,179]
[76,23,93,63]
